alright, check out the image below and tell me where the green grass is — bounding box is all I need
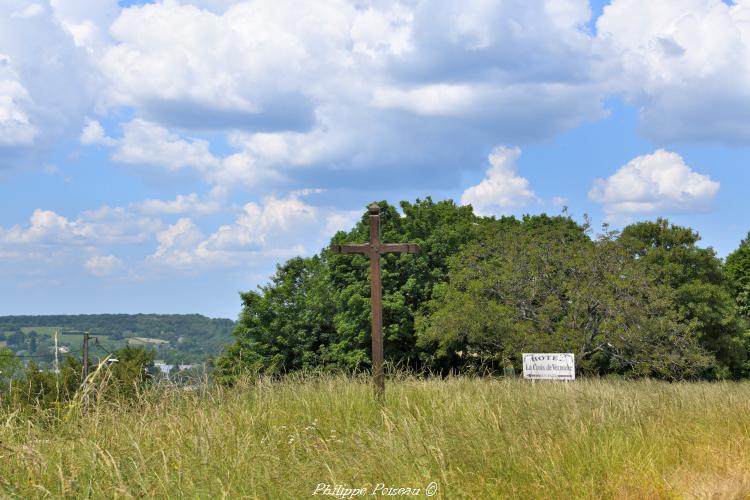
[0,375,748,499]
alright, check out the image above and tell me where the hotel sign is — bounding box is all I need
[522,353,575,380]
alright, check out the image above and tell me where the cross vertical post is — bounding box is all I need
[369,204,384,393]
[331,202,419,396]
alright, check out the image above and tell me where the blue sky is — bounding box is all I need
[2,0,750,319]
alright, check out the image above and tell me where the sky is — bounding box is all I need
[2,0,750,319]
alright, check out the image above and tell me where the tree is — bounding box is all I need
[415,217,712,380]
[326,199,498,370]
[216,255,335,379]
[217,198,492,379]
[218,201,747,381]
[724,231,750,376]
[6,330,24,348]
[0,347,21,391]
[8,356,82,408]
[619,219,747,378]
[104,345,156,398]
[28,331,38,353]
[725,231,750,319]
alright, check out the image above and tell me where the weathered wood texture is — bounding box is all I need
[330,203,419,395]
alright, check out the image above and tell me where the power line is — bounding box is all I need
[94,344,113,356]
[0,354,52,358]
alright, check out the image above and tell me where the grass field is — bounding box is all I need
[0,375,748,499]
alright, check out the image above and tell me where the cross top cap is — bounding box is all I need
[368,202,380,215]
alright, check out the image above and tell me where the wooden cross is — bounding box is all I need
[331,203,419,395]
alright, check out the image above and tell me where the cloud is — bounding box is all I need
[78,0,608,190]
[97,0,338,131]
[201,194,318,252]
[393,0,594,83]
[596,0,750,144]
[1,209,74,245]
[0,1,94,166]
[145,191,355,271]
[460,146,538,216]
[113,119,220,171]
[79,118,116,146]
[49,0,120,51]
[136,192,222,216]
[149,218,206,268]
[85,254,124,278]
[11,3,45,19]
[0,189,358,280]
[100,118,284,188]
[0,61,38,146]
[588,149,720,219]
[0,206,161,246]
[323,209,362,237]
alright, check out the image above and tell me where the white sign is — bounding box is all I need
[522,353,575,380]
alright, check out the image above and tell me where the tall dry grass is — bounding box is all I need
[0,374,748,499]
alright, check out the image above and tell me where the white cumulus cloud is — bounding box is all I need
[0,60,38,146]
[589,149,720,219]
[136,192,223,216]
[596,0,750,144]
[79,118,115,146]
[201,194,318,251]
[0,206,161,246]
[461,146,538,216]
[85,254,124,278]
[144,191,356,271]
[113,119,220,171]
[0,1,94,165]
[81,0,608,188]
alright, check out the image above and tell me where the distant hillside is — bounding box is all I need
[0,314,235,365]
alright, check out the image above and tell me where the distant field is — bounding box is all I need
[16,327,127,353]
[128,337,170,345]
[19,326,58,336]
[0,376,748,498]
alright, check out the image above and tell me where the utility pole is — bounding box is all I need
[54,329,60,399]
[54,330,59,374]
[82,331,90,382]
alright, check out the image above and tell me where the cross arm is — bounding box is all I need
[380,243,420,254]
[330,243,370,254]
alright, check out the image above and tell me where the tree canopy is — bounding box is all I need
[726,232,750,319]
[217,199,750,381]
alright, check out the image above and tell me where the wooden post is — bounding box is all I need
[82,331,90,383]
[369,205,384,394]
[331,203,419,396]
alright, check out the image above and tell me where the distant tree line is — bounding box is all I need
[0,314,234,338]
[0,314,235,365]
[217,198,750,381]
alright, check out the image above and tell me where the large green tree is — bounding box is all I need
[724,231,750,376]
[415,217,712,380]
[725,232,750,319]
[217,198,491,378]
[218,201,747,381]
[619,219,747,378]
[216,255,335,378]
